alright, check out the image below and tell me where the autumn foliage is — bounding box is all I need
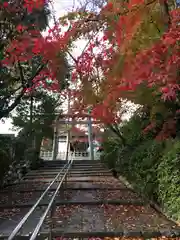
[70,3,180,104]
[0,0,67,94]
[60,0,180,138]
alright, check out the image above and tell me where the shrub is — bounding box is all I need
[101,139,119,169]
[25,148,43,170]
[0,135,14,186]
[102,112,180,221]
[0,148,11,186]
[116,140,164,202]
[158,139,180,221]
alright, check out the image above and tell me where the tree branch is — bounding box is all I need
[1,85,23,101]
[108,124,126,146]
[0,63,46,119]
[0,89,24,119]
[67,50,78,64]
[18,61,25,87]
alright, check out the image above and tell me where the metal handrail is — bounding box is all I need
[8,161,69,240]
[29,157,74,240]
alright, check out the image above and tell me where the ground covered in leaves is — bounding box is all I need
[0,170,179,238]
[52,204,178,232]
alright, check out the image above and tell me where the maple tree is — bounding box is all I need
[0,0,68,119]
[55,0,180,139]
